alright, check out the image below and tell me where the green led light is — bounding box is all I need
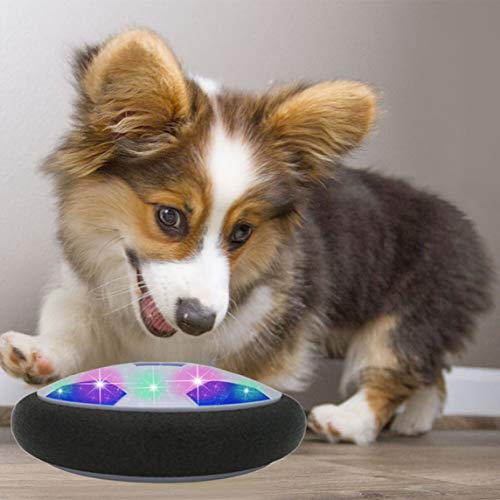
[237,378,262,391]
[49,379,68,391]
[130,367,166,401]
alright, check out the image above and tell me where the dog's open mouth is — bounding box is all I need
[136,270,176,338]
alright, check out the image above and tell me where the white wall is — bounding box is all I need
[1,0,499,367]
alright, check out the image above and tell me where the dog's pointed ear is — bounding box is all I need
[77,29,189,126]
[47,29,190,177]
[265,81,376,183]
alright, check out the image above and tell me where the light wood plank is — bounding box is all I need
[1,428,500,499]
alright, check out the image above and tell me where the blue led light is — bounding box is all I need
[187,381,269,406]
[46,382,126,406]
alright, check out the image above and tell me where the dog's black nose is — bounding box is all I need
[176,298,216,336]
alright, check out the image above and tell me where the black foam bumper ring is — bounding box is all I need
[12,392,306,482]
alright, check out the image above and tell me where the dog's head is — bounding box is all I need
[46,29,376,339]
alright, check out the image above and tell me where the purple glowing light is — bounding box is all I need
[187,381,269,406]
[46,381,126,406]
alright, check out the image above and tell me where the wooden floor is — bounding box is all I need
[1,427,500,499]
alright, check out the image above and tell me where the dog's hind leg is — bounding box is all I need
[390,374,446,436]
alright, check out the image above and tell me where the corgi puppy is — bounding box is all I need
[0,30,492,444]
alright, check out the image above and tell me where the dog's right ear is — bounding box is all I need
[46,29,190,177]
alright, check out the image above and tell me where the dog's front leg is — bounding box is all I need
[0,283,101,385]
[307,315,446,444]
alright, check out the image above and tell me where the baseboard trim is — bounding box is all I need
[1,363,499,416]
[443,366,500,416]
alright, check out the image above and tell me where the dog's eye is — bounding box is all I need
[229,223,254,249]
[156,206,186,236]
[158,206,181,227]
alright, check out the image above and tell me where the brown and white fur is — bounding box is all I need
[0,30,492,444]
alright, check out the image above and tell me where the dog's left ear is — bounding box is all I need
[264,81,376,182]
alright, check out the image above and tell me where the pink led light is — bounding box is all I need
[77,367,124,388]
[170,364,223,396]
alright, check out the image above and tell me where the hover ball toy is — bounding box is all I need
[11,362,306,482]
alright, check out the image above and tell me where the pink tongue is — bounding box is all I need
[141,295,173,333]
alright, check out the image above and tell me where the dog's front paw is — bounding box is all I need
[308,403,378,445]
[0,331,59,385]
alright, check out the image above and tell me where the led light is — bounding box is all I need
[130,367,165,401]
[46,382,126,406]
[171,364,222,396]
[78,367,124,385]
[187,381,269,406]
[95,381,105,389]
